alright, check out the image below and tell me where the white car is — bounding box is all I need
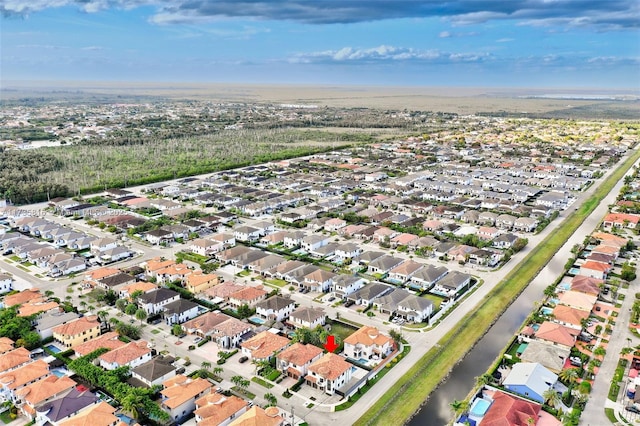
[194,337,203,344]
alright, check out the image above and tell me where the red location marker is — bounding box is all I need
[324,335,338,353]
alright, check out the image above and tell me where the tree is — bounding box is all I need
[135,309,147,324]
[558,368,578,386]
[543,389,560,409]
[213,367,223,378]
[389,329,403,347]
[130,290,144,301]
[475,373,493,387]
[202,361,212,370]
[264,392,277,407]
[121,387,147,420]
[449,399,468,416]
[172,324,183,336]
[115,323,141,340]
[237,304,254,319]
[44,290,55,299]
[125,303,138,316]
[231,375,244,388]
[116,299,128,312]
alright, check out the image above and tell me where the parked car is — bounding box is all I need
[626,405,640,414]
[569,356,583,367]
[239,356,249,364]
[194,337,203,344]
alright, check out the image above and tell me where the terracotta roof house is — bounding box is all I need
[195,393,249,426]
[241,331,290,361]
[0,337,14,354]
[3,289,43,307]
[0,360,51,402]
[591,231,627,248]
[228,286,268,308]
[343,326,393,361]
[552,305,590,329]
[161,375,212,423]
[557,290,598,312]
[228,406,283,426]
[53,316,102,349]
[579,260,612,280]
[98,341,152,371]
[73,331,126,357]
[387,259,424,284]
[276,343,324,379]
[118,281,158,300]
[306,353,353,395]
[479,389,541,426]
[16,375,77,419]
[58,401,126,426]
[0,347,32,373]
[570,275,603,296]
[602,213,640,229]
[534,321,579,348]
[205,282,245,301]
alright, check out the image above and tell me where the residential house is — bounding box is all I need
[0,360,51,404]
[131,356,177,388]
[324,218,347,232]
[194,393,248,426]
[303,269,336,292]
[343,326,393,361]
[570,275,602,296]
[233,226,261,243]
[0,273,12,294]
[579,260,611,280]
[602,213,640,229]
[347,282,394,306]
[89,238,118,253]
[503,362,560,404]
[387,260,424,284]
[137,288,180,315]
[118,281,158,301]
[492,233,519,249]
[513,217,539,232]
[145,229,174,245]
[552,305,589,329]
[478,390,541,426]
[373,288,434,323]
[98,341,152,370]
[305,353,352,395]
[185,272,219,294]
[430,271,472,298]
[228,406,283,426]
[256,296,296,322]
[228,286,268,308]
[534,321,579,349]
[73,332,125,357]
[56,400,122,426]
[35,311,81,340]
[0,348,32,374]
[34,388,100,426]
[289,307,327,329]
[189,239,223,257]
[557,291,598,312]
[519,339,570,374]
[96,272,135,291]
[183,312,253,349]
[16,375,77,420]
[163,299,200,325]
[408,265,448,291]
[240,331,291,361]
[276,343,323,379]
[53,316,102,349]
[301,235,330,252]
[161,375,212,423]
[367,255,404,275]
[283,231,305,249]
[331,275,366,299]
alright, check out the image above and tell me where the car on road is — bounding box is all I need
[239,356,249,363]
[194,337,203,344]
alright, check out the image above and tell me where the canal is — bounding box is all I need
[407,278,546,426]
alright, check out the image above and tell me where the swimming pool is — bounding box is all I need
[557,282,571,291]
[569,267,581,275]
[46,344,62,354]
[116,414,134,425]
[540,307,553,316]
[51,368,68,378]
[249,316,265,325]
[469,398,492,417]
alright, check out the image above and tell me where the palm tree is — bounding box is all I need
[120,388,147,420]
[116,299,127,312]
[213,367,223,379]
[264,392,277,407]
[135,308,147,324]
[231,375,243,388]
[201,361,211,370]
[449,400,468,416]
[543,389,561,409]
[558,368,579,386]
[475,373,493,387]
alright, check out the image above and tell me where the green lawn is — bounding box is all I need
[251,377,274,389]
[355,149,640,426]
[236,270,251,277]
[421,293,447,310]
[265,278,287,287]
[328,320,359,341]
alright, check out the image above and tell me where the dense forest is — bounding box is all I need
[0,128,377,205]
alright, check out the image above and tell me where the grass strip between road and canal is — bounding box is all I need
[354,149,640,426]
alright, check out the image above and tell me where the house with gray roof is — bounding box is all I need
[35,311,80,339]
[35,388,99,425]
[163,299,200,325]
[256,296,296,322]
[367,255,404,275]
[518,339,570,374]
[373,288,434,323]
[408,265,449,291]
[430,271,472,298]
[131,356,177,387]
[347,282,394,307]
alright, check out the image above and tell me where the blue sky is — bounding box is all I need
[1,0,639,88]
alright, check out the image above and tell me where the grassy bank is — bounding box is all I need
[355,149,640,426]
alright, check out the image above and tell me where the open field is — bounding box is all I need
[354,148,640,426]
[3,82,639,118]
